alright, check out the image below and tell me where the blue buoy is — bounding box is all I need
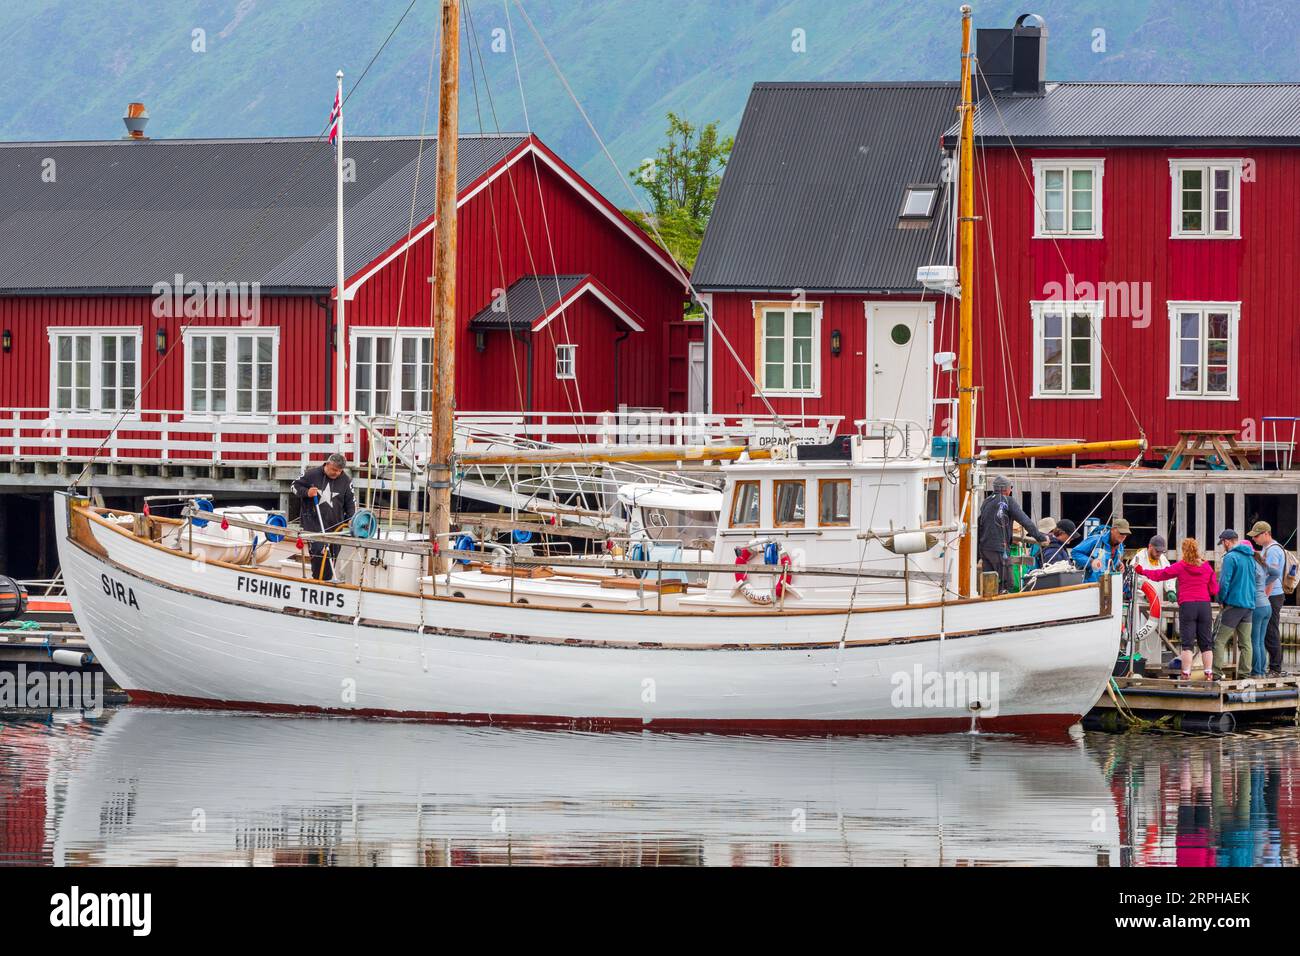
[264,512,288,543]
[192,497,215,528]
[512,528,533,544]
[350,509,378,539]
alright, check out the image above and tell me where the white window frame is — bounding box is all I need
[1032,158,1104,239]
[753,300,821,398]
[183,327,279,421]
[46,326,143,420]
[1169,158,1241,239]
[350,328,435,417]
[555,343,577,380]
[1030,300,1104,399]
[1167,301,1240,401]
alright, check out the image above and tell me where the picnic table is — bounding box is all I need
[1162,429,1253,471]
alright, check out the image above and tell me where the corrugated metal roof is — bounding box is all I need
[952,83,1300,145]
[467,274,589,330]
[692,82,957,293]
[0,134,526,292]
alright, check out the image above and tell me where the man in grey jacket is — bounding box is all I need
[977,475,1048,592]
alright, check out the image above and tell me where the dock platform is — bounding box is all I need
[1087,673,1300,732]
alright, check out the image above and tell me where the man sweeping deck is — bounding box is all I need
[292,453,357,581]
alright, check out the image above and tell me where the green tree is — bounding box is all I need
[626,112,732,269]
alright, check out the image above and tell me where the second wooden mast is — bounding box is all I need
[430,0,460,575]
[956,4,976,597]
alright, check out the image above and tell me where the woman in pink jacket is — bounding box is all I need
[1136,538,1220,680]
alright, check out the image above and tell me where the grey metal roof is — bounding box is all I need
[468,274,590,331]
[949,83,1300,146]
[0,134,526,292]
[692,82,957,293]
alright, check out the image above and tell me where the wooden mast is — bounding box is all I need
[430,0,460,575]
[956,4,976,597]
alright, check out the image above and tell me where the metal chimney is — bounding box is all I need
[122,102,150,140]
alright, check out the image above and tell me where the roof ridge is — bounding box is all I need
[0,133,529,149]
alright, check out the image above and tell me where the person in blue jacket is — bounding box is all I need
[1070,518,1131,583]
[1214,529,1256,678]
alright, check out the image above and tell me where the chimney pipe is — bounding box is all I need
[122,102,149,140]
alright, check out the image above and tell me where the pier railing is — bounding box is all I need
[0,407,841,471]
[0,407,355,469]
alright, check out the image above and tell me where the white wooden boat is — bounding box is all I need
[53,6,1134,734]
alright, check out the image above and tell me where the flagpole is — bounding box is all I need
[334,69,347,451]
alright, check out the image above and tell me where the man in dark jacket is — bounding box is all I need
[977,475,1047,592]
[1040,518,1077,566]
[292,452,356,580]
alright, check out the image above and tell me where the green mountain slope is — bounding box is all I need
[2,0,1296,200]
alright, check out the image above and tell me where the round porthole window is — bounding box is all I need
[890,323,912,346]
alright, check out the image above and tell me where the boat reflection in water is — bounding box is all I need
[3,707,1123,866]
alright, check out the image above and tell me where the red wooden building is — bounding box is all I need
[694,19,1300,463]
[0,130,692,460]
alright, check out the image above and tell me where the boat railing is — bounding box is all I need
[854,419,932,460]
[161,506,948,589]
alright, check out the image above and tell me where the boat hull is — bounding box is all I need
[56,498,1122,733]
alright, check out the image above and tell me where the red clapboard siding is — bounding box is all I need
[971,146,1300,451]
[0,294,328,411]
[343,151,687,413]
[0,137,688,421]
[707,292,941,430]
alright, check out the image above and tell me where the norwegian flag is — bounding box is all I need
[326,88,341,145]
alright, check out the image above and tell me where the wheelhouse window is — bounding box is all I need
[352,330,432,416]
[1168,302,1239,399]
[774,480,806,527]
[730,480,761,528]
[924,477,944,525]
[1169,160,1240,238]
[754,301,819,396]
[1032,159,1103,238]
[49,328,140,415]
[186,329,276,417]
[555,344,576,380]
[1031,301,1103,399]
[818,479,851,526]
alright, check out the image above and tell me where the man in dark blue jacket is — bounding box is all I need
[1214,529,1256,678]
[977,475,1047,592]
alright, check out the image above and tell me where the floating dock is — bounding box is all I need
[1087,673,1300,733]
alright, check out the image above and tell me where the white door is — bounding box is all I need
[688,341,706,413]
[867,303,931,429]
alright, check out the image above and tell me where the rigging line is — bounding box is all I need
[973,64,1144,438]
[498,3,591,445]
[974,128,1026,444]
[462,1,530,433]
[380,21,440,529]
[68,0,423,491]
[506,0,792,437]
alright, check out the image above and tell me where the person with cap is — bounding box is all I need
[1131,534,1175,603]
[1137,538,1218,680]
[1248,521,1289,677]
[291,452,356,581]
[1040,518,1077,566]
[977,475,1048,592]
[1028,516,1057,568]
[1070,518,1131,584]
[1247,524,1283,677]
[1213,529,1257,679]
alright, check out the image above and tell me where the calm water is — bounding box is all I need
[0,706,1296,866]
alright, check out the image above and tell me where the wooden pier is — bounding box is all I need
[1088,673,1300,733]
